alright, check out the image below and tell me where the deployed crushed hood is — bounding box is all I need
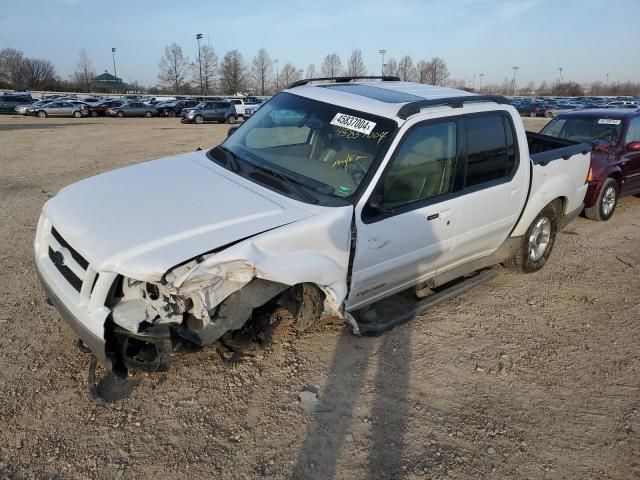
[43,151,313,280]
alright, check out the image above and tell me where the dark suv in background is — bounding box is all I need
[180,101,237,124]
[541,109,640,220]
[156,99,199,117]
[0,94,33,113]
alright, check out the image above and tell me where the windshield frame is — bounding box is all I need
[207,92,400,207]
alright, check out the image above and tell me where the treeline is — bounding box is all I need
[479,78,640,97]
[155,44,451,95]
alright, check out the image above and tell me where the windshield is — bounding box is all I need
[541,116,623,145]
[217,92,397,201]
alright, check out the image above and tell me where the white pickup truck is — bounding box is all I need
[35,78,590,379]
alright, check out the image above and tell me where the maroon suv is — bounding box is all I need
[540,109,640,220]
[88,100,124,117]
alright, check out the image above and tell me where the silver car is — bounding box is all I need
[106,101,158,118]
[15,100,49,115]
[28,101,89,118]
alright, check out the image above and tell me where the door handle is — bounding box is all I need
[427,213,439,221]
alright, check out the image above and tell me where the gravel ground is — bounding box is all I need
[0,114,638,480]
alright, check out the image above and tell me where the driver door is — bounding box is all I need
[347,119,460,310]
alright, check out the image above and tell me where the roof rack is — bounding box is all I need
[288,76,400,89]
[397,95,510,119]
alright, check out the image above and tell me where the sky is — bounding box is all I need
[1,0,639,88]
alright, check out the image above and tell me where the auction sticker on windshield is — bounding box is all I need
[598,119,622,125]
[330,113,376,135]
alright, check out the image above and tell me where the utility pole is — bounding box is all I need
[479,73,484,93]
[379,49,386,76]
[274,58,279,91]
[605,72,609,91]
[196,33,203,95]
[512,66,519,96]
[111,48,117,79]
[558,67,563,85]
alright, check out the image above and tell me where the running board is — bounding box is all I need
[352,268,499,336]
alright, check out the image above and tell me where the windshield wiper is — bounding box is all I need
[216,145,242,172]
[249,163,319,204]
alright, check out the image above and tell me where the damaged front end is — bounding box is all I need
[104,257,329,377]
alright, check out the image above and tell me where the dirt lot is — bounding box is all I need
[0,114,638,480]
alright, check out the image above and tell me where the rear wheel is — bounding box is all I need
[90,111,98,117]
[545,111,554,118]
[117,111,124,118]
[167,110,176,117]
[227,115,236,124]
[144,111,152,118]
[584,178,618,221]
[194,115,203,124]
[72,111,82,118]
[37,110,47,118]
[529,111,537,118]
[503,203,558,273]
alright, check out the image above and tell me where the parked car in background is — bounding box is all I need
[244,102,263,118]
[106,101,158,118]
[156,99,200,117]
[544,104,577,118]
[227,98,246,117]
[511,100,546,117]
[0,94,34,113]
[28,101,89,118]
[88,100,125,117]
[181,100,238,124]
[541,109,640,220]
[15,100,50,115]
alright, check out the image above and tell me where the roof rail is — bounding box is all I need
[397,95,510,119]
[288,76,400,89]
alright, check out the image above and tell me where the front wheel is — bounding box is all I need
[167,110,176,117]
[545,111,553,118]
[72,111,82,118]
[503,203,558,273]
[117,111,124,118]
[194,115,203,124]
[90,111,98,117]
[144,111,152,118]
[584,178,618,221]
[37,110,47,118]
[227,115,236,124]
[529,111,537,118]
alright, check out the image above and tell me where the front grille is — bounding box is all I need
[48,246,83,292]
[51,227,88,269]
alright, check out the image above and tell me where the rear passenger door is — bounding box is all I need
[444,112,527,270]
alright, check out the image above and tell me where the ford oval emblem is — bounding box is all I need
[51,250,65,266]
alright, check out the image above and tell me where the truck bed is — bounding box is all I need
[526,131,591,166]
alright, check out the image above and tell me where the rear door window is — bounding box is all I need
[463,114,516,188]
[625,117,640,144]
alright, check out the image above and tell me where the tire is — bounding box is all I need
[503,203,558,273]
[90,111,98,117]
[37,110,47,118]
[194,115,203,124]
[117,111,124,118]
[167,110,176,117]
[584,178,618,221]
[144,111,152,118]
[226,115,236,124]
[545,111,553,118]
[529,111,537,118]
[72,111,82,118]
[293,284,324,333]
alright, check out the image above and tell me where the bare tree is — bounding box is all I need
[220,49,246,94]
[279,63,299,88]
[158,43,190,93]
[306,64,317,79]
[249,48,272,95]
[72,49,95,92]
[397,55,416,81]
[0,48,26,88]
[384,57,397,77]
[193,45,217,95]
[416,60,428,83]
[346,49,367,76]
[21,58,56,90]
[424,57,449,86]
[320,53,343,77]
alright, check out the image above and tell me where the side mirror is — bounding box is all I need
[367,194,393,216]
[227,126,239,138]
[626,141,640,152]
